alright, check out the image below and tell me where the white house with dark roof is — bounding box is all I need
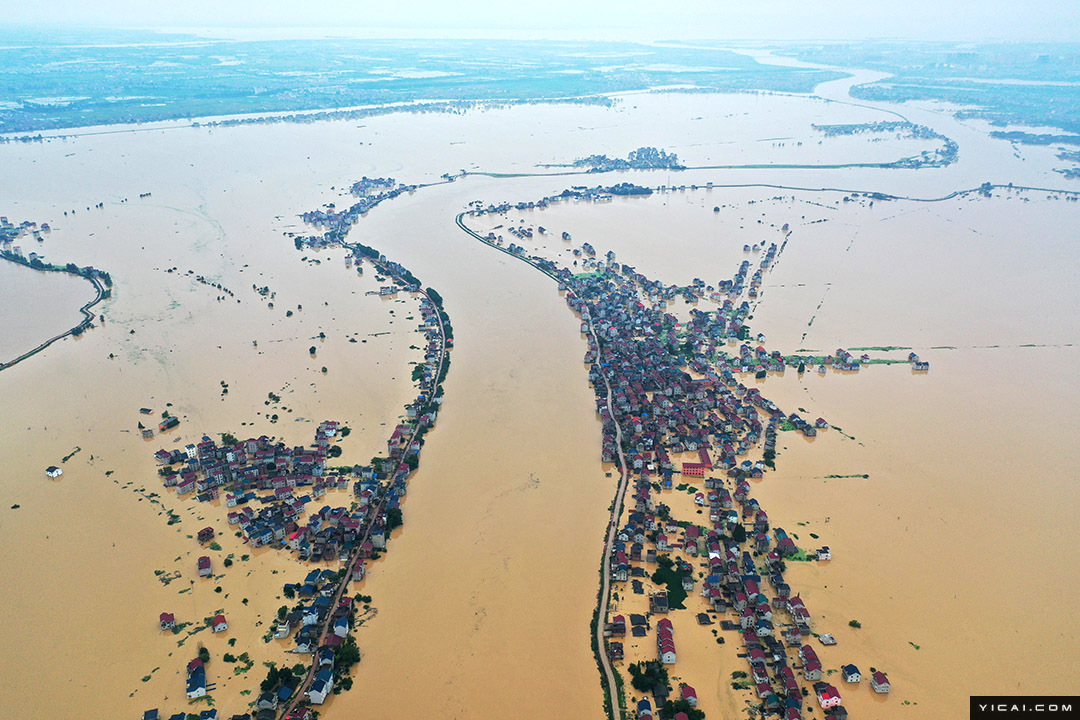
[307,669,334,704]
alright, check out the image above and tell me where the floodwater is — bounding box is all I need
[0,61,1078,720]
[0,258,97,361]
[484,185,1080,719]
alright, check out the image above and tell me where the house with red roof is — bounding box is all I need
[681,462,706,478]
[657,617,676,664]
[212,614,228,633]
[815,683,842,709]
[197,556,212,577]
[159,612,175,630]
[680,684,697,707]
[871,671,890,693]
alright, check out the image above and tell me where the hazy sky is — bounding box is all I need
[3,0,1080,42]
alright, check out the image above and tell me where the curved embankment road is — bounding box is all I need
[0,263,107,373]
[278,278,449,719]
[455,212,628,719]
[460,177,1080,203]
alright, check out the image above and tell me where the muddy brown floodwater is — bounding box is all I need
[0,65,1077,720]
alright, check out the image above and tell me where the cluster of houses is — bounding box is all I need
[149,219,449,712]
[467,184,654,221]
[824,348,864,373]
[633,682,697,720]
[0,216,46,245]
[571,146,686,173]
[297,176,418,247]
[154,422,406,565]
[462,212,896,719]
[143,706,314,720]
[277,569,359,654]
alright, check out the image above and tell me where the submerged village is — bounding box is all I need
[5,157,932,720]
[126,171,914,720]
[458,182,921,720]
[138,178,452,720]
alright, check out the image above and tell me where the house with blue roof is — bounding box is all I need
[307,669,334,704]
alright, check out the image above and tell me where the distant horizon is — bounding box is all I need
[2,0,1080,43]
[3,25,1080,46]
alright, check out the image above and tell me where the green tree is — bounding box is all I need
[628,661,669,693]
[386,508,403,531]
[661,699,705,720]
[260,665,280,692]
[732,524,747,543]
[337,639,361,669]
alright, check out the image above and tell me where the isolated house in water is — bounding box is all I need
[186,658,207,698]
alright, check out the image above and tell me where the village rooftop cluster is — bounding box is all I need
[145,201,451,716]
[461,199,901,719]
